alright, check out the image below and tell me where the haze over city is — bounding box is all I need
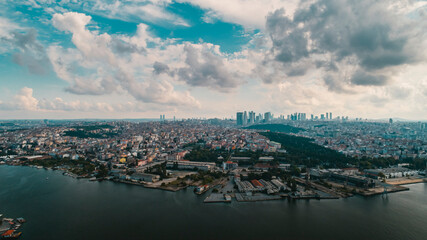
[0,0,426,120]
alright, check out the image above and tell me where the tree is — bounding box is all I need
[291,179,297,192]
[378,172,386,181]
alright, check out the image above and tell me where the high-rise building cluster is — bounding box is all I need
[236,111,350,125]
[236,111,273,126]
[287,112,336,121]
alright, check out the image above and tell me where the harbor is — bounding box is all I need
[0,214,25,239]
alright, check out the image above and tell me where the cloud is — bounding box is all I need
[0,87,154,113]
[0,17,20,39]
[0,87,38,111]
[49,12,202,108]
[112,38,145,55]
[49,12,248,107]
[350,71,388,86]
[2,1,427,119]
[47,46,117,95]
[178,0,300,29]
[0,17,49,75]
[261,0,426,91]
[52,12,115,64]
[153,61,172,75]
[176,44,242,91]
[81,0,190,27]
[115,70,201,108]
[323,74,352,93]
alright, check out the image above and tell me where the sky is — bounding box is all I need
[0,0,426,120]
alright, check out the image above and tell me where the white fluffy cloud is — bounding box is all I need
[49,12,203,108]
[48,11,253,108]
[2,1,427,119]
[1,87,39,111]
[178,0,300,29]
[0,87,171,113]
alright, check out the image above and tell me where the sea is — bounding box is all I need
[0,165,426,240]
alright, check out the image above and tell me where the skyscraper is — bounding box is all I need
[264,112,271,122]
[243,111,248,125]
[249,111,255,124]
[236,112,243,125]
[330,112,332,120]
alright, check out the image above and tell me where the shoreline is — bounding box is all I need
[385,178,426,185]
[1,164,425,203]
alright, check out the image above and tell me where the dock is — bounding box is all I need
[235,193,282,202]
[204,193,232,203]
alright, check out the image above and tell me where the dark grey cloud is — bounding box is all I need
[12,53,46,75]
[351,70,388,86]
[323,74,353,93]
[112,39,145,55]
[64,76,116,95]
[176,44,240,91]
[266,9,308,63]
[286,65,308,77]
[153,61,174,76]
[264,0,421,89]
[5,29,49,75]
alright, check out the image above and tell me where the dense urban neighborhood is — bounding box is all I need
[1,117,426,238]
[0,118,426,204]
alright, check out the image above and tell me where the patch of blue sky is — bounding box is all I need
[7,4,73,49]
[0,53,63,92]
[7,1,256,54]
[154,2,255,53]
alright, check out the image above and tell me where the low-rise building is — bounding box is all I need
[166,160,215,171]
[222,161,238,170]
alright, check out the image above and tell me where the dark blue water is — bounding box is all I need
[0,165,426,240]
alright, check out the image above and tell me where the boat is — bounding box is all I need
[16,218,26,223]
[1,230,22,239]
[89,177,97,181]
[12,224,20,230]
[46,177,49,180]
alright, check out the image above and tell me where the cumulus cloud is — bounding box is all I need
[351,71,388,86]
[153,61,172,75]
[0,87,156,113]
[261,0,426,92]
[177,0,300,29]
[49,12,202,108]
[2,1,427,119]
[0,17,19,39]
[0,87,38,111]
[49,11,245,107]
[52,12,116,64]
[176,44,242,91]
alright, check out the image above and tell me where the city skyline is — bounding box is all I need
[1,0,427,120]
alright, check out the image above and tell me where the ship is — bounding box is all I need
[1,230,22,239]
